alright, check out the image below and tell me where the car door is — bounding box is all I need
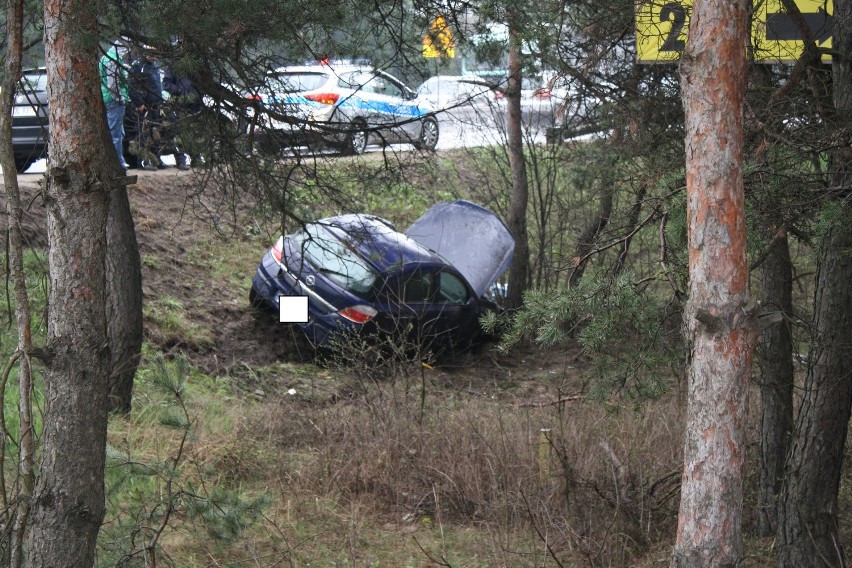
[370,71,423,143]
[342,70,422,144]
[12,69,50,171]
[372,266,479,351]
[429,270,480,350]
[372,268,438,344]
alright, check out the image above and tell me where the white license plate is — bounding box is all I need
[12,105,37,117]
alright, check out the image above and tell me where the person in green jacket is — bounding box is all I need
[100,40,130,169]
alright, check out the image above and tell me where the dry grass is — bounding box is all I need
[98,341,852,566]
[204,356,688,566]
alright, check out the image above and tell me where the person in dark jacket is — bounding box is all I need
[162,65,202,169]
[127,50,165,170]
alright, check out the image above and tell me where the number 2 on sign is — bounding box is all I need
[660,2,687,51]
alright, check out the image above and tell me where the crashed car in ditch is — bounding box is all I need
[249,200,514,351]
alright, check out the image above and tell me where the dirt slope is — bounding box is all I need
[3,167,583,398]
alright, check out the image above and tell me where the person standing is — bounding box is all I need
[162,64,201,169]
[100,40,131,169]
[128,49,164,170]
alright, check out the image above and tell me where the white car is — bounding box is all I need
[248,62,439,155]
[416,75,502,111]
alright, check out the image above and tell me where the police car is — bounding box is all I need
[248,60,439,155]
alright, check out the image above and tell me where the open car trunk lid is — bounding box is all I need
[406,200,514,298]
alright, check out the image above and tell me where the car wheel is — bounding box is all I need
[343,120,368,155]
[249,286,265,310]
[257,131,285,157]
[414,117,439,151]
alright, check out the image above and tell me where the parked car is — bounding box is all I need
[250,200,514,351]
[540,76,608,143]
[247,61,439,155]
[9,66,160,172]
[416,75,502,111]
[11,68,49,173]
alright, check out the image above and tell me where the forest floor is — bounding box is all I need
[6,164,587,403]
[3,161,822,567]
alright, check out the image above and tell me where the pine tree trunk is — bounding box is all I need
[26,1,130,564]
[505,19,530,310]
[567,151,615,288]
[776,0,852,564]
[106,186,143,413]
[776,199,852,568]
[670,0,755,565]
[0,1,36,565]
[757,233,794,537]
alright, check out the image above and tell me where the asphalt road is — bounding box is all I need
[434,102,554,149]
[15,103,554,174]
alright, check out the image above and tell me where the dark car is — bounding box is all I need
[249,200,514,351]
[8,65,187,171]
[11,68,49,173]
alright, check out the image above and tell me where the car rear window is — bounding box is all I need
[269,72,328,93]
[294,224,378,295]
[20,72,47,92]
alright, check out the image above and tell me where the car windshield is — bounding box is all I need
[268,72,328,93]
[293,223,378,295]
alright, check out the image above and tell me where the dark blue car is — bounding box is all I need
[250,200,514,350]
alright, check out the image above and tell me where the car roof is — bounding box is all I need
[316,214,451,275]
[270,64,367,75]
[17,68,48,93]
[420,75,466,83]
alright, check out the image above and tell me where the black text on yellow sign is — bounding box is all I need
[635,0,833,64]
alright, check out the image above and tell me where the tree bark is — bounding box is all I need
[26,0,130,564]
[777,2,852,562]
[106,187,143,413]
[757,232,794,537]
[670,0,755,566]
[505,18,530,310]
[776,200,852,568]
[567,151,615,288]
[0,1,36,565]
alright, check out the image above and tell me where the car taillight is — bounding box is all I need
[305,92,340,105]
[271,237,284,262]
[245,94,262,102]
[338,305,378,324]
[533,89,551,99]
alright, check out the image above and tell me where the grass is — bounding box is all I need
[91,347,689,566]
[0,250,48,451]
[144,294,215,350]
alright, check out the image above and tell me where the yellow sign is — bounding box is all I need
[423,16,455,59]
[635,0,833,64]
[753,0,833,63]
[636,0,692,63]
